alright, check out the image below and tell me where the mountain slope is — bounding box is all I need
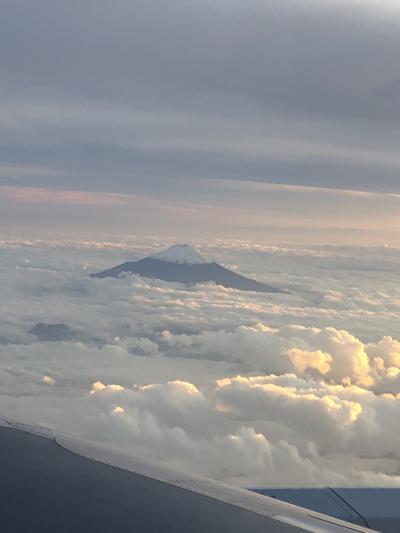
[90,245,283,293]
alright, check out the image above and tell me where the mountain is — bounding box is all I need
[90,244,283,293]
[29,323,78,342]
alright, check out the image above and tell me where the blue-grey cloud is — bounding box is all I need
[1,0,400,197]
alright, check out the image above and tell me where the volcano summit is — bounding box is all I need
[91,244,282,293]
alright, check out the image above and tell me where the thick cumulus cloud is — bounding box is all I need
[163,324,380,388]
[1,238,400,487]
[215,375,400,463]
[68,374,400,487]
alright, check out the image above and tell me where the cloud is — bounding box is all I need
[41,375,55,385]
[367,336,400,368]
[215,375,363,450]
[112,406,125,415]
[287,348,332,376]
[163,323,377,388]
[91,382,125,394]
[215,374,400,462]
[45,370,400,487]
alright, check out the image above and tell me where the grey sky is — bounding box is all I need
[1,0,400,240]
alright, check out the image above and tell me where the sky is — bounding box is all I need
[1,0,400,242]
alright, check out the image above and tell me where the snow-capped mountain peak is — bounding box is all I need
[91,244,283,293]
[150,244,208,265]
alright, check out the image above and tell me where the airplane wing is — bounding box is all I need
[0,418,377,532]
[253,488,400,533]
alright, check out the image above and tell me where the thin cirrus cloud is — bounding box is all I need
[1,181,399,244]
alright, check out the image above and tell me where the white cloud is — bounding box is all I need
[288,348,332,375]
[112,406,125,414]
[163,323,377,388]
[41,375,55,385]
[91,382,125,394]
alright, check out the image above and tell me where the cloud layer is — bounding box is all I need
[1,238,400,487]
[1,1,400,240]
